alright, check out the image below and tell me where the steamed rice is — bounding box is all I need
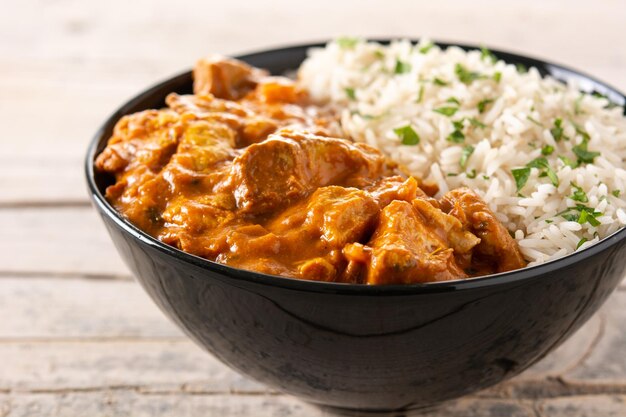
[298,39,626,266]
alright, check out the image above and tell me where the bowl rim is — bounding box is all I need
[85,39,626,295]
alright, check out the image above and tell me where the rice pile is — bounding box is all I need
[298,38,626,266]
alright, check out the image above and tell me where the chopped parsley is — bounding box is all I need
[493,71,502,83]
[447,172,458,177]
[469,117,486,128]
[545,219,553,224]
[434,106,459,117]
[416,84,425,103]
[573,123,591,141]
[578,210,601,227]
[570,183,588,203]
[460,145,475,169]
[572,145,601,164]
[559,204,603,227]
[592,91,619,109]
[550,118,565,142]
[559,155,578,169]
[482,175,490,180]
[336,37,359,48]
[446,97,461,105]
[466,169,477,179]
[344,87,356,100]
[480,46,497,63]
[394,59,412,74]
[433,77,449,86]
[478,98,495,113]
[373,50,385,59]
[527,157,559,187]
[612,190,621,197]
[516,63,527,73]
[447,128,465,143]
[512,167,531,191]
[455,63,485,84]
[574,94,584,115]
[527,115,544,127]
[418,42,434,54]
[576,237,588,249]
[394,125,420,145]
[541,145,554,156]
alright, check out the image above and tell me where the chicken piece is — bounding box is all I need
[193,55,268,100]
[440,188,526,273]
[222,129,395,215]
[353,201,467,284]
[168,117,238,173]
[256,77,308,104]
[95,109,180,175]
[365,176,424,207]
[269,186,379,247]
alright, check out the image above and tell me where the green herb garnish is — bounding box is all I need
[512,167,531,191]
[478,98,495,113]
[527,157,559,187]
[419,42,434,54]
[336,37,359,48]
[455,63,485,84]
[394,59,412,74]
[516,63,527,73]
[447,129,465,143]
[469,117,486,128]
[550,118,565,142]
[460,145,475,169]
[493,71,502,83]
[572,146,600,164]
[612,190,621,197]
[433,77,449,86]
[570,183,588,203]
[576,237,588,249]
[466,169,477,179]
[394,125,420,145]
[344,87,356,100]
[434,106,459,117]
[574,94,584,115]
[527,116,544,127]
[480,46,497,63]
[446,97,461,105]
[416,84,425,103]
[559,155,579,169]
[541,145,554,156]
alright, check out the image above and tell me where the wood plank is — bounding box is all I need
[0,278,177,339]
[564,290,626,385]
[537,395,626,417]
[0,342,267,394]
[0,208,129,276]
[0,392,542,417]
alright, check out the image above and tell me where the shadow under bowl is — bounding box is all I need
[85,40,626,411]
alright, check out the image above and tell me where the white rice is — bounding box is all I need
[298,39,626,266]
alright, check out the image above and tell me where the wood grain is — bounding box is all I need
[3,1,626,415]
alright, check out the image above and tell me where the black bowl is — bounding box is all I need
[85,40,626,412]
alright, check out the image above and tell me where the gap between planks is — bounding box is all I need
[0,271,132,281]
[1,380,625,399]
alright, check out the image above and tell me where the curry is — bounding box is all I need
[95,55,526,284]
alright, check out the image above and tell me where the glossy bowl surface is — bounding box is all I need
[86,40,626,411]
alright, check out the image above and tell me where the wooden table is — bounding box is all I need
[2,1,625,415]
